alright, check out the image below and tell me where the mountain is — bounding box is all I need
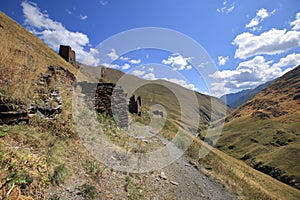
[78,64,231,128]
[1,12,300,199]
[220,89,251,108]
[221,80,274,109]
[214,65,300,189]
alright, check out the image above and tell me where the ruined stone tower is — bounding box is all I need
[59,45,76,65]
[129,95,142,116]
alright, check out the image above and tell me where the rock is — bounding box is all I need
[170,181,179,186]
[204,165,212,170]
[185,163,192,167]
[160,171,167,180]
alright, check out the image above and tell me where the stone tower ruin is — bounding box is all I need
[59,45,76,65]
[129,95,142,116]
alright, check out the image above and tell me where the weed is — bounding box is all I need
[81,183,97,200]
[85,159,101,179]
[50,164,69,185]
[0,131,6,137]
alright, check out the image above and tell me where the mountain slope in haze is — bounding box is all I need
[215,65,300,189]
[221,80,274,109]
[220,89,251,108]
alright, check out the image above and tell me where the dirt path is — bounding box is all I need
[163,155,236,200]
[155,136,236,200]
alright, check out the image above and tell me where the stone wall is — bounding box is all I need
[59,45,76,65]
[78,82,129,129]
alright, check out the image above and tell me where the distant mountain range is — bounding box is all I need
[220,80,274,109]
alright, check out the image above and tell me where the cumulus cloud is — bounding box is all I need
[218,56,229,66]
[246,8,275,29]
[210,56,293,91]
[131,69,146,76]
[233,29,300,59]
[107,49,119,60]
[143,73,157,80]
[162,53,192,71]
[291,12,300,31]
[272,53,300,68]
[129,59,141,65]
[121,63,131,70]
[217,1,235,14]
[21,1,99,66]
[211,82,230,97]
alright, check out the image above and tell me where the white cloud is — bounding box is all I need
[131,69,146,76]
[233,29,300,59]
[272,53,300,68]
[217,1,235,14]
[148,67,154,72]
[121,63,131,70]
[66,9,72,15]
[107,49,119,60]
[21,1,99,66]
[211,82,231,97]
[100,1,108,6]
[198,61,209,68]
[210,56,292,90]
[246,8,275,29]
[129,59,141,65]
[162,53,192,71]
[218,56,229,66]
[291,12,300,31]
[143,73,157,80]
[80,15,88,20]
[120,56,129,61]
[162,78,197,91]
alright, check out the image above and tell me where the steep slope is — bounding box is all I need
[221,89,251,107]
[221,80,274,109]
[0,12,77,103]
[215,65,300,189]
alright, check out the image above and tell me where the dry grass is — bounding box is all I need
[184,135,300,200]
[0,12,76,103]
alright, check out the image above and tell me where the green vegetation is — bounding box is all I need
[80,183,98,200]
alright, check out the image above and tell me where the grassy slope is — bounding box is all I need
[214,65,300,188]
[0,11,299,199]
[0,12,77,103]
[79,65,231,129]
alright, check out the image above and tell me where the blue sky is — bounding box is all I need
[1,0,300,96]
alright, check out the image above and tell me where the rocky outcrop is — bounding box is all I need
[0,66,75,125]
[254,162,299,189]
[0,99,28,125]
